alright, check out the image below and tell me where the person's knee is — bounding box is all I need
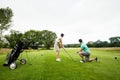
[79,53,83,57]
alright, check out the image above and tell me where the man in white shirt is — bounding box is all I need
[54,33,64,62]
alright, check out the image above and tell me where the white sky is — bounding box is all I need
[0,0,120,44]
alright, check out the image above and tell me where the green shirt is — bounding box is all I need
[80,43,90,53]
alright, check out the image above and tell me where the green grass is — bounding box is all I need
[0,48,120,80]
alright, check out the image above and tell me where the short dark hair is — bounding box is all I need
[79,39,82,43]
[61,33,64,37]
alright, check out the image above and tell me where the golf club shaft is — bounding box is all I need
[62,48,75,61]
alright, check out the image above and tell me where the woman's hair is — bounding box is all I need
[61,33,64,37]
[79,39,82,43]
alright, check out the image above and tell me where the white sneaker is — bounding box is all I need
[56,58,61,62]
[80,60,85,63]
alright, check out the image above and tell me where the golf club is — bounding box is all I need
[62,48,76,62]
[114,54,120,61]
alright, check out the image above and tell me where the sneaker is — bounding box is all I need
[56,58,61,62]
[80,60,85,63]
[95,57,98,62]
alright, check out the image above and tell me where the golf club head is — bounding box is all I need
[115,57,117,59]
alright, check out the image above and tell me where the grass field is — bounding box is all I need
[0,48,120,80]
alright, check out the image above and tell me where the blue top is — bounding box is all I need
[80,43,90,53]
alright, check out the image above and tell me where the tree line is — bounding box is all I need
[1,30,120,49]
[1,29,57,49]
[65,37,120,48]
[87,37,120,47]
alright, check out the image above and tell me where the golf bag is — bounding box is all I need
[3,39,28,69]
